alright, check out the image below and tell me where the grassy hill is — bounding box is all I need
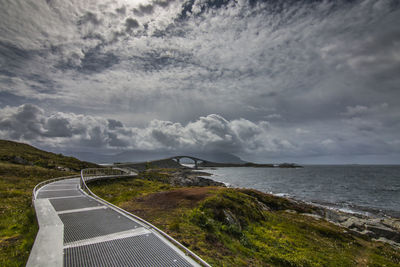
[0,139,98,266]
[0,139,97,171]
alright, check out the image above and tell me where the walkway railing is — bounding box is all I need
[80,168,211,267]
[29,174,79,267]
[80,167,133,188]
[32,175,80,202]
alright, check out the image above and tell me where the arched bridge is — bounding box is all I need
[115,156,215,171]
[170,156,209,169]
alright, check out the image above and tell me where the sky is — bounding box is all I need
[0,0,400,164]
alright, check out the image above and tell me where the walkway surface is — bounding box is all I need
[31,177,200,266]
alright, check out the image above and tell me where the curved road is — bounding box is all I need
[27,174,203,266]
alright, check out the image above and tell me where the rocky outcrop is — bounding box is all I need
[309,207,400,247]
[10,156,32,165]
[168,169,226,187]
[118,158,182,172]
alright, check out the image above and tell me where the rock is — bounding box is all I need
[284,209,297,214]
[303,213,322,220]
[341,217,366,230]
[223,210,241,230]
[372,237,400,249]
[257,201,271,212]
[11,156,31,165]
[366,225,400,242]
[359,229,375,238]
[169,169,225,187]
[316,208,349,223]
[382,218,400,231]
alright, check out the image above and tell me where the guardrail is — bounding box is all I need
[32,175,80,203]
[80,168,211,267]
[80,168,132,188]
[30,174,80,267]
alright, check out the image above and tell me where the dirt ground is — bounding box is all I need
[120,186,221,219]
[137,187,220,209]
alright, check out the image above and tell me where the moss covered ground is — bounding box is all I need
[0,140,97,171]
[0,139,97,266]
[0,162,76,266]
[90,171,400,267]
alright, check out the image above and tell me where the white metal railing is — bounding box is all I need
[80,168,211,267]
[30,174,79,267]
[32,175,80,202]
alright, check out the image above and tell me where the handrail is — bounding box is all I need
[32,175,80,203]
[30,174,80,267]
[80,168,211,267]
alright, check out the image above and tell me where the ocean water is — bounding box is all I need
[204,165,400,218]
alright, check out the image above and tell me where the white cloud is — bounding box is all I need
[343,105,369,116]
[266,114,282,120]
[295,128,309,134]
[321,139,334,146]
[1,103,400,163]
[0,104,272,153]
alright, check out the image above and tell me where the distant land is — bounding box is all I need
[65,150,246,164]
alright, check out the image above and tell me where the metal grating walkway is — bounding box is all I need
[60,208,142,243]
[37,189,83,199]
[50,196,102,212]
[32,177,200,266]
[64,234,193,267]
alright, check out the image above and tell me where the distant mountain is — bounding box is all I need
[68,149,246,164]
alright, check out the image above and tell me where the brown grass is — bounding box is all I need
[121,187,222,221]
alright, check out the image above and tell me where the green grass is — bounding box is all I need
[0,139,97,171]
[0,139,98,266]
[89,174,178,204]
[0,162,76,266]
[90,173,400,267]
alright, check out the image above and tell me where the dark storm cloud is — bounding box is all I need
[0,104,44,140]
[125,18,140,32]
[44,116,73,137]
[132,0,176,16]
[153,0,175,8]
[79,48,120,73]
[115,6,127,15]
[108,119,124,130]
[1,0,400,163]
[78,12,102,26]
[133,4,155,16]
[0,41,32,73]
[0,104,132,148]
[130,49,195,72]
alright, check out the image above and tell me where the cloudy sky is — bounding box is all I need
[1,0,399,163]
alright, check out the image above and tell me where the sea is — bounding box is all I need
[201,165,400,218]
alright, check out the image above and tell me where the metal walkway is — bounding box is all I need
[27,170,208,267]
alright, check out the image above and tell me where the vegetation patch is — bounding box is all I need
[0,140,97,171]
[0,162,75,266]
[0,139,96,266]
[90,171,400,267]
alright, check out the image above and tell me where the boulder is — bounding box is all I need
[366,225,400,242]
[341,217,366,231]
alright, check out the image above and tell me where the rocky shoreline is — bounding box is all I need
[163,168,226,187]
[171,167,400,248]
[298,203,400,248]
